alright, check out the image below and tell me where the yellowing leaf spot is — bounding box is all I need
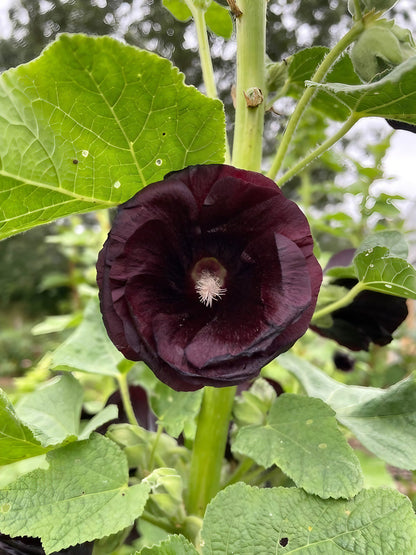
[318,443,327,449]
[1,503,10,513]
[306,419,313,425]
[308,526,313,532]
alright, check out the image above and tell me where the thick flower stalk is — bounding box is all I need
[97,164,322,391]
[310,249,408,350]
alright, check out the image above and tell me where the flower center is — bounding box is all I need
[191,257,227,308]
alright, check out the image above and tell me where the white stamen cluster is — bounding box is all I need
[195,270,227,307]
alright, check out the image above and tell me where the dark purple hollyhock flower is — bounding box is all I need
[97,164,322,391]
[386,119,416,133]
[310,249,408,351]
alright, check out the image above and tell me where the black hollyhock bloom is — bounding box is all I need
[97,164,322,391]
[310,249,408,351]
[333,351,355,372]
[386,119,416,134]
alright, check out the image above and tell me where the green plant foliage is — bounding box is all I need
[0,375,117,466]
[232,394,363,499]
[139,534,199,554]
[287,47,361,120]
[150,382,203,439]
[307,56,416,123]
[201,483,416,554]
[51,299,124,376]
[0,34,225,240]
[354,246,416,299]
[0,389,49,465]
[279,354,416,470]
[354,230,409,259]
[0,434,152,554]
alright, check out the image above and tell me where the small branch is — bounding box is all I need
[117,372,139,427]
[267,21,364,181]
[312,282,366,322]
[275,114,359,188]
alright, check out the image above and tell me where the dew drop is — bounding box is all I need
[369,264,374,268]
[113,180,121,189]
[82,150,89,157]
[385,284,392,288]
[155,158,163,166]
[1,503,10,513]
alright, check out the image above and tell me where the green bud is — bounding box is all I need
[233,378,277,427]
[351,20,416,82]
[193,0,212,10]
[144,468,186,521]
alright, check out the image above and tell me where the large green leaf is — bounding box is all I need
[139,535,199,554]
[232,394,363,499]
[0,34,225,239]
[51,298,124,376]
[278,353,416,470]
[0,390,48,465]
[307,55,416,123]
[201,483,416,554]
[287,47,361,120]
[0,434,151,554]
[354,246,416,299]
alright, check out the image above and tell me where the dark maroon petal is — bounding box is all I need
[386,119,416,133]
[97,164,322,391]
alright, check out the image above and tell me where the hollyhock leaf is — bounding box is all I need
[287,47,360,121]
[354,246,416,300]
[150,384,203,438]
[279,353,416,469]
[0,390,50,465]
[15,374,82,446]
[205,2,233,39]
[201,483,416,554]
[232,394,363,499]
[162,0,192,21]
[0,434,151,554]
[78,404,118,440]
[355,230,408,259]
[0,34,225,240]
[139,534,198,554]
[307,56,416,125]
[51,299,124,376]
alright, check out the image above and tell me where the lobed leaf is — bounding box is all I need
[0,34,225,239]
[354,246,416,299]
[0,390,48,465]
[0,434,151,554]
[51,298,124,376]
[232,394,363,499]
[279,353,416,470]
[307,56,416,123]
[139,534,199,554]
[201,483,416,554]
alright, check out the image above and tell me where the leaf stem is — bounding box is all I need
[231,0,268,171]
[116,372,139,427]
[186,0,231,163]
[187,385,236,516]
[312,281,366,322]
[275,114,360,188]
[267,21,364,181]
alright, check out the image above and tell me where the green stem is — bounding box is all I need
[188,2,218,99]
[148,423,163,471]
[312,282,366,322]
[275,114,360,188]
[187,385,236,516]
[267,21,364,181]
[231,0,268,171]
[186,0,231,163]
[117,373,139,427]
